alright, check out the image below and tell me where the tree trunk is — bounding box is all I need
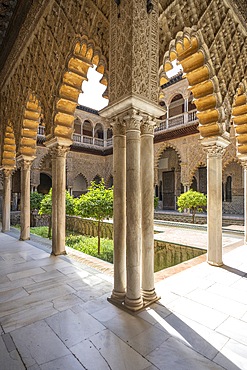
[48,216,52,238]
[97,220,101,255]
[192,209,196,224]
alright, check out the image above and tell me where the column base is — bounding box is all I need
[19,237,30,241]
[124,296,143,312]
[110,289,126,303]
[142,288,159,302]
[207,260,223,267]
[51,251,67,256]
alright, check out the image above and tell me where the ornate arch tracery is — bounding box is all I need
[159,28,225,139]
[231,80,247,156]
[1,121,16,169]
[19,93,41,158]
[53,37,108,143]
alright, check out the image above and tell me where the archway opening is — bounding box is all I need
[37,173,52,195]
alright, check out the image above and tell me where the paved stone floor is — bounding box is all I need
[0,228,247,369]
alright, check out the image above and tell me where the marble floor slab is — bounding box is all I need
[0,230,247,369]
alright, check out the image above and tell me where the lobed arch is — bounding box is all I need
[222,157,242,173]
[19,93,42,158]
[231,80,247,156]
[188,161,207,187]
[1,121,16,169]
[53,37,108,143]
[155,142,182,169]
[159,27,225,139]
[38,152,52,171]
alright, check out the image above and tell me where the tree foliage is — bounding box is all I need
[74,179,113,254]
[30,192,44,211]
[177,189,207,223]
[38,189,75,237]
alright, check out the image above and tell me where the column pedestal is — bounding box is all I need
[2,169,12,232]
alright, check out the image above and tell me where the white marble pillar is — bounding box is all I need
[206,145,225,266]
[243,164,247,244]
[141,119,158,302]
[51,146,68,255]
[124,110,143,311]
[111,119,126,302]
[2,169,12,232]
[51,150,58,252]
[19,158,33,240]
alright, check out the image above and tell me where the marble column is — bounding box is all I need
[141,118,158,302]
[110,119,126,302]
[2,169,12,232]
[243,164,247,244]
[124,110,143,311]
[205,145,225,266]
[51,145,68,255]
[19,158,33,240]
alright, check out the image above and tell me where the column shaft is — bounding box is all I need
[51,146,67,255]
[244,166,247,244]
[20,161,31,240]
[124,114,143,311]
[111,122,126,302]
[207,148,223,266]
[141,122,157,301]
[51,153,58,252]
[2,170,12,232]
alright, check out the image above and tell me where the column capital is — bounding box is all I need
[111,117,126,136]
[141,116,156,135]
[50,145,70,158]
[123,109,142,131]
[203,144,226,157]
[16,155,35,169]
[1,168,13,177]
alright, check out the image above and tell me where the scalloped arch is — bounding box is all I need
[159,28,225,139]
[231,80,247,156]
[72,172,88,187]
[38,152,52,170]
[222,157,242,172]
[2,121,16,169]
[19,93,41,158]
[155,143,182,168]
[188,162,207,186]
[54,37,108,142]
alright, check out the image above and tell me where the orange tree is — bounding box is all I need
[177,189,207,223]
[74,179,113,254]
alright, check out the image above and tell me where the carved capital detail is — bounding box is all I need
[123,109,143,131]
[141,116,156,135]
[2,168,13,178]
[112,118,126,136]
[204,145,226,157]
[50,145,69,159]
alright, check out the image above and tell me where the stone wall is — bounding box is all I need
[66,216,113,239]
